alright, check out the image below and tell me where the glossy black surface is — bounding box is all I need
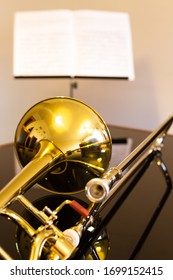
[1,125,173,259]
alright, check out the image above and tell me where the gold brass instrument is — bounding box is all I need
[0,96,173,260]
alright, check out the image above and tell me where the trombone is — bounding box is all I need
[0,96,172,260]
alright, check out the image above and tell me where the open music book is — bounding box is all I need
[13,10,134,80]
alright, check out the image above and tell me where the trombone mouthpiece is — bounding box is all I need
[85,178,110,203]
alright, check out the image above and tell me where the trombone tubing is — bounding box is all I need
[0,140,63,209]
[85,115,173,204]
[116,115,173,173]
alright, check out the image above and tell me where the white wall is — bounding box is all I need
[1,0,173,145]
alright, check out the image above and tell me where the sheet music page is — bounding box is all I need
[74,10,135,80]
[13,10,75,76]
[13,10,134,79]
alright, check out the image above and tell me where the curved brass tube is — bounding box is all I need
[1,97,173,260]
[29,229,56,260]
[0,140,64,209]
[0,208,35,237]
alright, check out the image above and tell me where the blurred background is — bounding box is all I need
[1,0,173,145]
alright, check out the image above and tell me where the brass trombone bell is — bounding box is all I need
[14,96,112,194]
[1,96,173,260]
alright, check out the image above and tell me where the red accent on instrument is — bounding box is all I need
[70,200,89,218]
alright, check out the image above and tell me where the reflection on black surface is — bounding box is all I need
[1,125,173,259]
